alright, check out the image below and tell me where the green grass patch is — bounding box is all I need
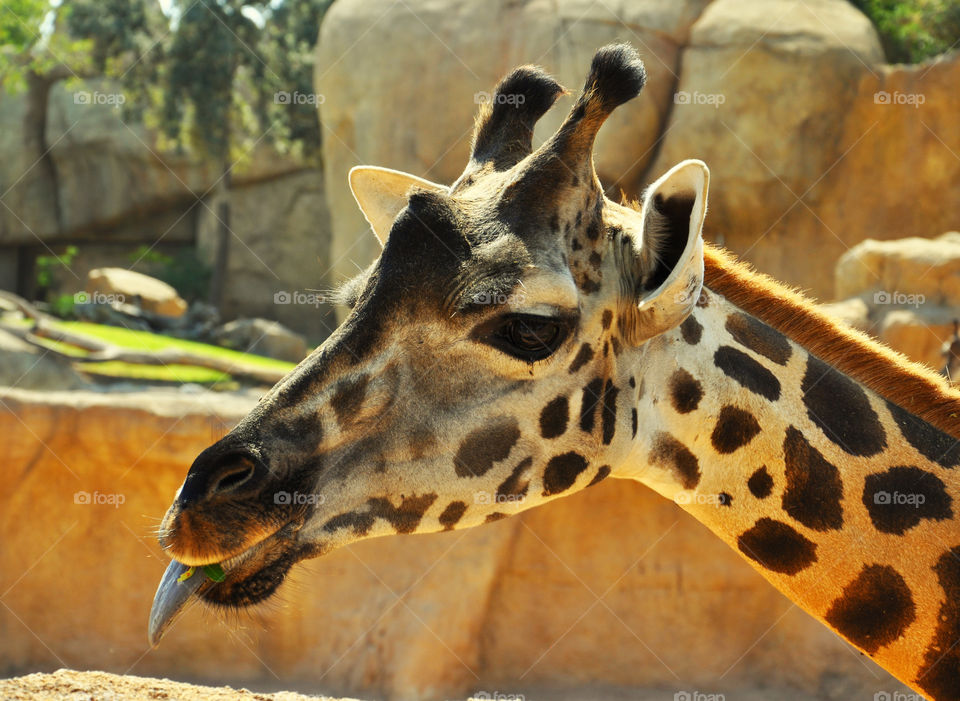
[7,319,297,384]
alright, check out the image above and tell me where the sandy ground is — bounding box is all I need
[0,670,355,701]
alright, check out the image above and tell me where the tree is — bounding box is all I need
[1,0,333,307]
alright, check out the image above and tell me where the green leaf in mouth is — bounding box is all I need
[174,563,225,584]
[202,563,226,582]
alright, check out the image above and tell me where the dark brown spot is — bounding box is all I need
[454,417,521,478]
[631,408,638,438]
[580,378,604,433]
[802,355,885,457]
[543,452,589,496]
[782,426,844,531]
[586,219,600,241]
[711,406,761,454]
[497,457,532,500]
[918,546,960,699]
[718,492,733,507]
[611,337,622,356]
[438,501,467,531]
[747,466,773,499]
[737,517,817,575]
[862,465,953,535]
[601,380,619,445]
[330,374,370,424]
[886,400,960,468]
[601,309,613,329]
[367,493,439,534]
[588,465,611,486]
[825,564,916,654]
[568,343,594,373]
[485,512,508,523]
[680,315,702,345]
[669,368,703,414]
[539,395,569,439]
[725,312,792,366]
[581,276,601,294]
[650,432,700,489]
[715,346,781,401]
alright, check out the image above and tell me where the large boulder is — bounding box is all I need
[318,0,960,306]
[828,232,960,370]
[0,388,907,700]
[86,267,188,318]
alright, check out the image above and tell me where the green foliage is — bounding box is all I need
[130,245,212,303]
[35,245,78,293]
[35,245,79,319]
[852,0,960,63]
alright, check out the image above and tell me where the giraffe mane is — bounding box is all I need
[702,242,960,438]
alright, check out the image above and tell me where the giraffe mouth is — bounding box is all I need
[148,519,305,645]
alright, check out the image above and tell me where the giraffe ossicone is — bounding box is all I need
[149,43,960,701]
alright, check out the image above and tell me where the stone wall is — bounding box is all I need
[318,0,960,316]
[0,388,908,700]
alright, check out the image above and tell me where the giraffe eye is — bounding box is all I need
[491,314,568,362]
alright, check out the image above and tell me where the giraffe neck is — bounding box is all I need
[616,287,960,700]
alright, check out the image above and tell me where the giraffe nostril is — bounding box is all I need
[209,461,256,496]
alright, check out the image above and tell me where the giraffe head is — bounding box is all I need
[150,44,709,641]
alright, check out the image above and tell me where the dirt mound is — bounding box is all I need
[0,669,354,701]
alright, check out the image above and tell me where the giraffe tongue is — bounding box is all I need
[148,559,208,646]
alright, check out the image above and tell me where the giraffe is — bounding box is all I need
[150,44,960,700]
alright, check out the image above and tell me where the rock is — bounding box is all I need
[317,0,712,319]
[0,78,306,247]
[879,307,959,371]
[195,169,333,339]
[828,232,960,369]
[212,317,308,362]
[835,232,960,305]
[0,670,339,701]
[819,297,871,332]
[650,0,887,295]
[85,267,188,318]
[0,328,88,390]
[0,388,905,700]
[318,0,960,306]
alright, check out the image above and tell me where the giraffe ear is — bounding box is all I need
[620,159,709,345]
[348,166,447,246]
